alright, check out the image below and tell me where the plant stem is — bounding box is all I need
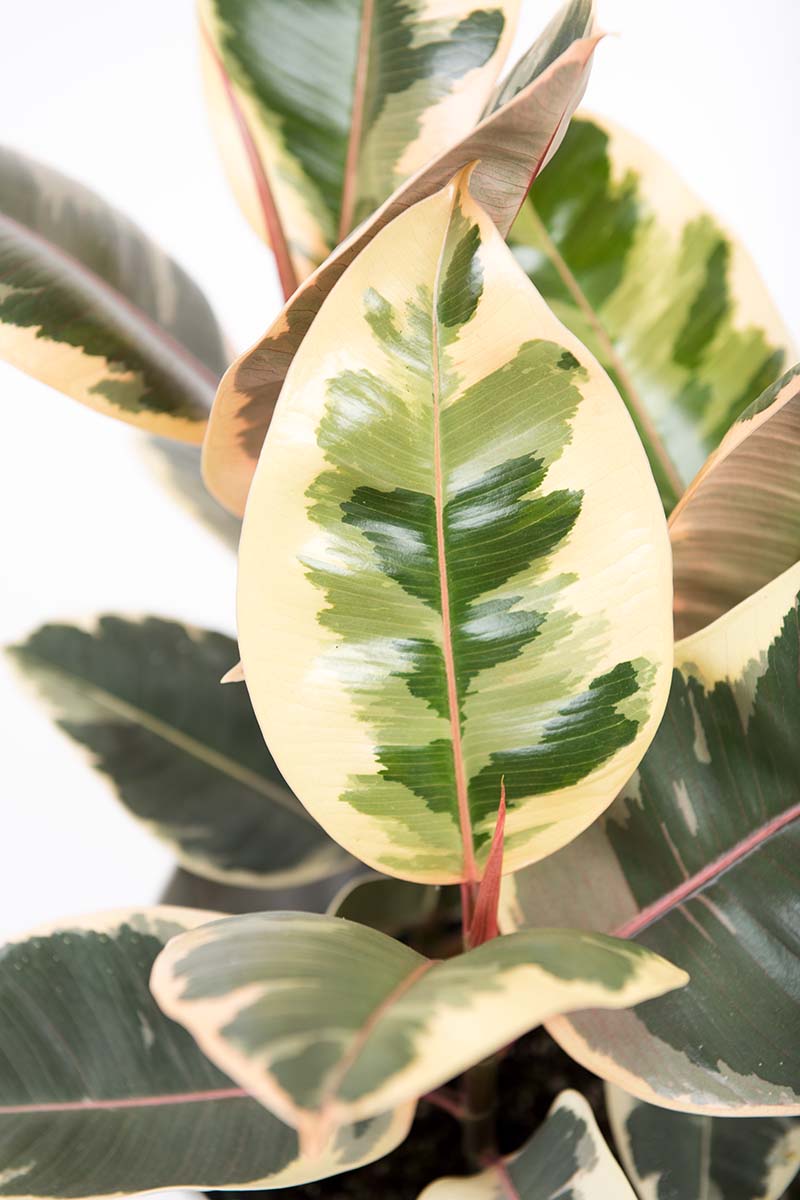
[461,1053,500,1169]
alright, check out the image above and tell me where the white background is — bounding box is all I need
[2,0,798,941]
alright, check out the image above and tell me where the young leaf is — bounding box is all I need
[502,562,800,1114]
[236,168,672,886]
[607,1084,800,1200]
[202,4,600,516]
[0,145,224,442]
[509,115,794,513]
[671,363,800,637]
[151,911,686,1140]
[418,1089,637,1198]
[0,908,412,1198]
[199,0,520,287]
[7,616,352,887]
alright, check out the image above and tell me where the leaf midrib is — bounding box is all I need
[0,1086,248,1115]
[17,649,314,825]
[338,0,376,242]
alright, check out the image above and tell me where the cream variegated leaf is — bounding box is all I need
[502,562,800,1114]
[151,911,686,1140]
[607,1084,800,1200]
[236,168,672,885]
[199,0,519,290]
[203,0,599,516]
[0,145,224,442]
[418,1090,636,1199]
[0,908,413,1198]
[510,115,794,513]
[671,363,800,637]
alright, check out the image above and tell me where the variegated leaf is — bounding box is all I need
[203,1,599,516]
[510,115,794,513]
[8,616,352,888]
[199,0,519,292]
[671,363,800,638]
[607,1084,800,1200]
[502,562,800,1114]
[0,145,224,441]
[330,874,441,936]
[0,908,412,1198]
[236,168,672,885]
[151,911,686,1139]
[418,1089,636,1199]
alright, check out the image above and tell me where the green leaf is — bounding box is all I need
[7,616,352,887]
[607,1084,800,1200]
[199,0,519,292]
[418,1089,636,1198]
[0,908,412,1197]
[151,911,686,1139]
[330,874,444,937]
[671,362,800,637]
[202,2,600,516]
[509,115,793,513]
[502,562,800,1114]
[236,168,672,885]
[0,145,225,441]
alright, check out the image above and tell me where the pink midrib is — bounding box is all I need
[338,0,375,241]
[0,1086,247,1115]
[613,802,800,940]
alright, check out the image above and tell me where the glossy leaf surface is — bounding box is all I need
[151,910,686,1138]
[203,3,599,516]
[8,616,352,887]
[607,1084,800,1200]
[510,115,793,512]
[503,563,800,1114]
[671,362,800,637]
[199,0,519,289]
[0,908,412,1197]
[237,169,672,885]
[0,145,224,441]
[419,1089,636,1199]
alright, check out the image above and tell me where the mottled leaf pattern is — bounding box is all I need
[199,0,518,286]
[151,910,686,1137]
[8,617,352,887]
[607,1084,800,1200]
[510,115,793,512]
[237,170,671,884]
[671,362,800,637]
[0,909,412,1197]
[502,563,800,1114]
[202,5,599,516]
[0,145,224,440]
[419,1089,636,1198]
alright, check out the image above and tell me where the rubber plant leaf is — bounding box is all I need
[0,908,412,1198]
[606,1083,800,1200]
[0,145,225,442]
[418,1089,636,1199]
[202,0,600,516]
[509,115,794,513]
[151,910,686,1142]
[671,362,800,637]
[236,168,672,885]
[198,0,520,291]
[502,561,800,1114]
[7,616,353,888]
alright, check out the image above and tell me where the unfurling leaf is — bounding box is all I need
[8,616,352,887]
[607,1084,800,1200]
[503,562,800,1114]
[203,1,599,516]
[236,167,672,885]
[0,145,225,441]
[199,0,520,289]
[510,115,793,513]
[0,909,412,1198]
[418,1089,636,1198]
[151,911,686,1140]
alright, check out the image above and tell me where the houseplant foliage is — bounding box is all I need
[2,2,799,1199]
